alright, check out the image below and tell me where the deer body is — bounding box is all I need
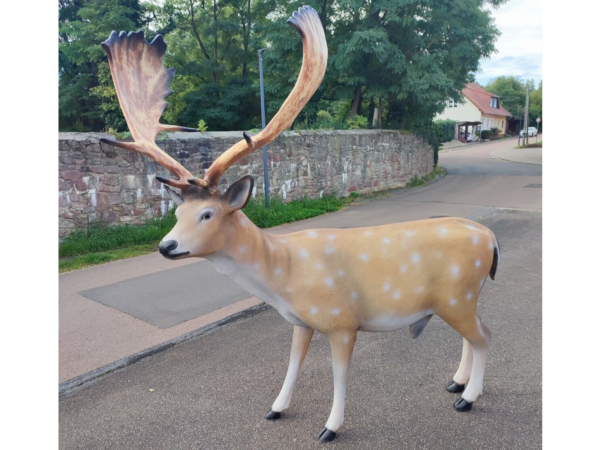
[204,211,496,336]
[99,6,497,442]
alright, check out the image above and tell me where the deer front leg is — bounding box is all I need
[266,325,314,420]
[318,330,357,443]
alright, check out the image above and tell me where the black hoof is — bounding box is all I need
[446,380,466,393]
[453,397,473,412]
[318,428,337,443]
[265,409,281,420]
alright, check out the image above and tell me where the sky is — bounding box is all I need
[475,0,542,87]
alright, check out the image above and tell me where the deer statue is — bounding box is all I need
[99,5,499,443]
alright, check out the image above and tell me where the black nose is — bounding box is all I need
[159,240,178,256]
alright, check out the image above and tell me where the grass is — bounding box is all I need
[59,195,357,273]
[515,140,542,149]
[406,166,446,187]
[59,167,446,273]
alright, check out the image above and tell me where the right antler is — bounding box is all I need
[196,6,327,189]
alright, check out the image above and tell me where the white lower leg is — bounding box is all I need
[271,326,313,412]
[462,319,491,402]
[453,338,473,385]
[325,331,356,432]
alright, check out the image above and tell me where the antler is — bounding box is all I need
[197,5,328,188]
[99,31,197,189]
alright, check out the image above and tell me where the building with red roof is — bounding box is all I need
[435,82,513,140]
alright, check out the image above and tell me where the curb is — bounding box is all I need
[59,302,270,397]
[490,151,542,165]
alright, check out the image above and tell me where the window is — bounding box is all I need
[490,97,499,108]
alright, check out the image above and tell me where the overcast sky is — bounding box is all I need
[475,0,542,87]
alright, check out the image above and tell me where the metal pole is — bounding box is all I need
[258,49,270,208]
[518,109,522,146]
[524,85,530,146]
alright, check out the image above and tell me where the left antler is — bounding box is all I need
[99,31,197,189]
[198,6,328,188]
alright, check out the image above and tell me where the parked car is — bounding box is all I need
[520,127,538,137]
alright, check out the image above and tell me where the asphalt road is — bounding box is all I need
[60,140,542,449]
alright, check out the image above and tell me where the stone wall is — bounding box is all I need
[59,130,433,238]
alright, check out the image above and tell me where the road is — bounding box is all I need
[60,138,542,449]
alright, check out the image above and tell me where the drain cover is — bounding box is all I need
[524,184,542,188]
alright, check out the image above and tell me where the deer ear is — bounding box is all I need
[223,175,254,211]
[164,185,183,206]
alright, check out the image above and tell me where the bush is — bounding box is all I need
[481,129,491,140]
[434,119,456,142]
[490,127,500,137]
[414,124,443,167]
[197,119,208,132]
[346,115,368,130]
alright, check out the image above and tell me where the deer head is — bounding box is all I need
[99,6,327,259]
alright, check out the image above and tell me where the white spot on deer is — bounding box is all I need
[343,334,350,344]
[239,217,248,227]
[308,231,318,238]
[274,267,282,275]
[466,292,473,300]
[488,241,494,249]
[331,308,340,315]
[383,281,391,292]
[365,231,373,236]
[325,278,334,288]
[316,263,324,270]
[439,226,448,237]
[285,287,294,293]
[466,224,477,231]
[400,264,408,273]
[405,230,415,238]
[299,249,309,258]
[472,234,480,245]
[451,265,460,278]
[311,306,318,315]
[412,253,421,264]
[325,246,336,254]
[360,253,369,262]
[239,246,248,254]
[393,290,401,300]
[350,292,358,304]
[415,286,425,294]
[328,234,336,241]
[436,252,444,259]
[449,298,458,306]
[279,238,287,244]
[475,259,481,267]
[338,270,345,276]
[382,238,391,245]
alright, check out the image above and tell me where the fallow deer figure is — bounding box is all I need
[100,6,499,443]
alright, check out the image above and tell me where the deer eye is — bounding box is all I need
[200,211,212,221]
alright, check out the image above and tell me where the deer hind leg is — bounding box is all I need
[318,329,357,443]
[439,311,492,412]
[446,338,473,393]
[266,325,314,420]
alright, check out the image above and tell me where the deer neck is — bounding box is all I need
[205,211,286,281]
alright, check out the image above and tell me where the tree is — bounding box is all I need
[486,76,542,129]
[59,0,145,131]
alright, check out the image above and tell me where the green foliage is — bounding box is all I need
[490,127,500,137]
[346,115,368,130]
[197,119,209,132]
[414,124,443,167]
[435,119,457,142]
[59,0,506,134]
[481,129,491,139]
[486,76,543,130]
